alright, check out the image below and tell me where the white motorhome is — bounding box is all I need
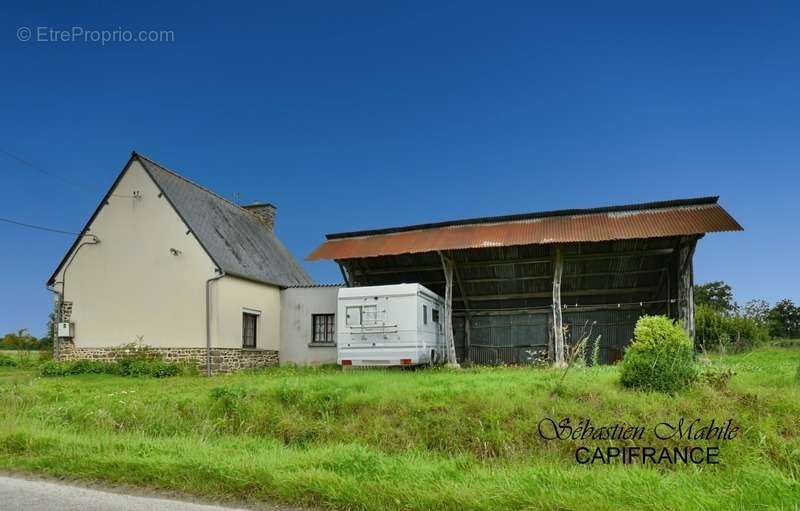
[337,284,446,367]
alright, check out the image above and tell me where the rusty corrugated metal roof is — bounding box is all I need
[307,197,742,260]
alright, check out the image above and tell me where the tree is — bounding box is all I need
[1,329,37,350]
[694,281,735,314]
[742,299,770,326]
[768,299,800,339]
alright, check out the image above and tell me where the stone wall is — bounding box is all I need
[56,344,278,374]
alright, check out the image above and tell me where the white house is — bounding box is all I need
[279,285,341,366]
[47,152,315,373]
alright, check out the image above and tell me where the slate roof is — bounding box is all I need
[48,152,313,288]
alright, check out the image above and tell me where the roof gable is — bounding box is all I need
[48,152,313,288]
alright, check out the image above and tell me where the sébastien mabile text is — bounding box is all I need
[537,418,739,465]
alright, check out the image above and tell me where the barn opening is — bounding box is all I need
[308,197,742,365]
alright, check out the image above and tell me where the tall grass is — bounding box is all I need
[0,347,799,510]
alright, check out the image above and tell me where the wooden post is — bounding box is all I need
[552,245,565,367]
[438,251,460,367]
[451,255,472,363]
[337,261,351,287]
[677,238,697,340]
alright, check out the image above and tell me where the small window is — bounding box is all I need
[432,309,439,323]
[362,305,377,325]
[242,312,258,348]
[312,314,335,344]
[423,304,428,325]
[346,306,362,326]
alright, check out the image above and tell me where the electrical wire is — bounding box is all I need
[0,148,91,189]
[0,148,131,198]
[0,216,80,236]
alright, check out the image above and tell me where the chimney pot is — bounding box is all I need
[243,202,276,231]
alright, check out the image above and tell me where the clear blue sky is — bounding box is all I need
[1,1,798,336]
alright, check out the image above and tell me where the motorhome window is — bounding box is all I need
[432,309,439,322]
[423,304,428,325]
[242,312,258,348]
[312,314,335,344]
[346,306,362,326]
[362,305,378,325]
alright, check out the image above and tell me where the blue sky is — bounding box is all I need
[1,1,798,336]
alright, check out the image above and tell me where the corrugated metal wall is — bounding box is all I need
[563,308,640,365]
[454,313,549,365]
[454,308,642,365]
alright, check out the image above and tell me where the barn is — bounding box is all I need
[308,197,742,365]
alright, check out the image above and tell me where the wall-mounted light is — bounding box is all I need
[169,248,182,256]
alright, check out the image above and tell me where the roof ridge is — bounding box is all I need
[132,151,263,219]
[325,196,721,240]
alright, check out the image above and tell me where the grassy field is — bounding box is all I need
[0,347,799,510]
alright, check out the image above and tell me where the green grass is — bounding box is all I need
[1,346,799,510]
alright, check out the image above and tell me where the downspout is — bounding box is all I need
[206,269,225,375]
[47,234,100,359]
[45,283,63,359]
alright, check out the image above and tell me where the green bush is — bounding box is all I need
[619,315,696,393]
[40,360,68,376]
[696,304,769,351]
[699,364,735,390]
[40,358,180,378]
[0,355,18,367]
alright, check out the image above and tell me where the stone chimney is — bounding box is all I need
[243,202,276,231]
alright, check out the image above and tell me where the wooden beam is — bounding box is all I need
[336,262,351,287]
[552,245,565,367]
[449,253,472,362]
[677,237,698,339]
[451,286,657,302]
[421,268,667,286]
[438,252,460,367]
[347,248,674,276]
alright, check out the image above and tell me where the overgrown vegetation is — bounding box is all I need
[40,359,180,378]
[40,343,186,378]
[619,316,696,393]
[693,280,799,351]
[696,304,769,351]
[1,346,798,510]
[0,328,50,351]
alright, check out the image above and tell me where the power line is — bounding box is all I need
[0,216,80,236]
[0,148,91,189]
[0,147,131,198]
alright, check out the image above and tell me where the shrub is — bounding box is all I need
[620,315,696,393]
[147,361,179,378]
[40,358,180,378]
[696,304,769,352]
[0,355,18,367]
[40,360,69,376]
[699,365,735,391]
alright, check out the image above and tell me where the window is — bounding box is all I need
[423,304,428,325]
[242,312,258,348]
[432,309,439,323]
[312,314,335,344]
[346,306,362,326]
[362,305,377,325]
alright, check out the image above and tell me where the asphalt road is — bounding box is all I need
[0,475,295,511]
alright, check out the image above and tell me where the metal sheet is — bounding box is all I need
[308,201,742,261]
